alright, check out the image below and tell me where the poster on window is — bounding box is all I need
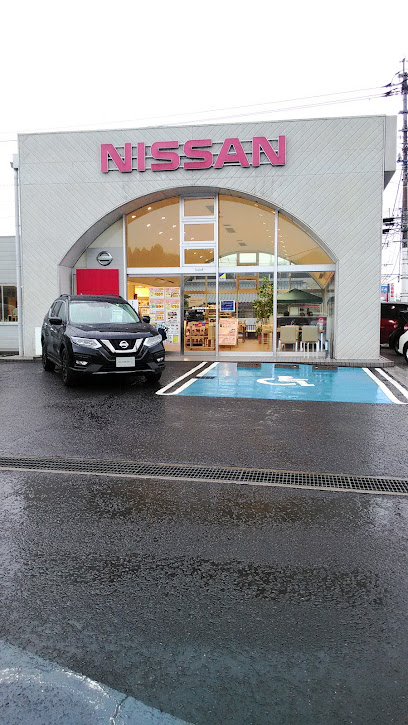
[219,318,238,346]
[149,288,165,299]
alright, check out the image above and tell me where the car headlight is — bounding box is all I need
[71,336,101,349]
[143,334,162,348]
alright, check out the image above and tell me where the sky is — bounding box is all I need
[1,0,407,288]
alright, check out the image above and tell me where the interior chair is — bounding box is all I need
[278,325,298,351]
[301,325,319,351]
[261,323,273,346]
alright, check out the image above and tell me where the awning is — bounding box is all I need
[277,288,323,303]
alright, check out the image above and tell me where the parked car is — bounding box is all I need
[397,327,408,364]
[41,294,165,386]
[380,302,408,345]
[388,310,408,355]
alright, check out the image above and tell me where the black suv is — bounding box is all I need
[41,295,165,386]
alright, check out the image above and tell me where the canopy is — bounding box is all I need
[277,288,323,303]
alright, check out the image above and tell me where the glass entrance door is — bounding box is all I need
[183,275,217,353]
[127,276,181,352]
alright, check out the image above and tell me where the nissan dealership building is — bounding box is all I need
[2,114,396,361]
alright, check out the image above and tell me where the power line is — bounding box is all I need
[0,84,391,138]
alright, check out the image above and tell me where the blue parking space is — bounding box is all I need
[164,363,406,404]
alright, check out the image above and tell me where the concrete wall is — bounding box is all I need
[0,236,18,351]
[17,115,395,359]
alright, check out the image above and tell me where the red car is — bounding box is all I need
[380,302,408,345]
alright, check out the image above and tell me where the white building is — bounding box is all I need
[4,114,397,360]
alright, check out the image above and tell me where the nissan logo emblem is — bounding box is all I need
[97,251,113,266]
[119,340,129,349]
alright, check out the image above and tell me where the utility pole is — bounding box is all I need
[400,58,408,303]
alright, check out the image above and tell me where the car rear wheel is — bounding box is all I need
[61,348,77,387]
[404,345,408,365]
[42,343,55,371]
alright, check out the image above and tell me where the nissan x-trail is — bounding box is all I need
[41,295,165,386]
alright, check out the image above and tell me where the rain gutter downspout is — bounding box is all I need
[11,153,23,356]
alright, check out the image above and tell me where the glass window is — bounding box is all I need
[184,248,215,265]
[126,198,180,267]
[219,195,275,265]
[52,301,63,319]
[184,224,214,243]
[0,285,18,322]
[184,198,215,217]
[69,300,140,325]
[277,270,335,356]
[127,276,181,352]
[278,214,334,265]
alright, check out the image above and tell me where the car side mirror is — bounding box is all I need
[49,316,63,325]
[142,315,150,323]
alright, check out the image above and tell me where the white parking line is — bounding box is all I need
[363,368,405,404]
[170,378,198,395]
[197,362,220,377]
[375,368,408,401]
[156,361,211,396]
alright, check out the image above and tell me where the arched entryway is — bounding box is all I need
[60,188,337,358]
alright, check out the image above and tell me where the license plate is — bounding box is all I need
[116,357,135,368]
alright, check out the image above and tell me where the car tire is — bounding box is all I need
[145,371,162,383]
[61,348,77,387]
[404,345,408,365]
[42,343,55,371]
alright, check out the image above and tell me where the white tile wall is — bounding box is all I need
[18,116,392,358]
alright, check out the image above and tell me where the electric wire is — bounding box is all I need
[0,84,394,138]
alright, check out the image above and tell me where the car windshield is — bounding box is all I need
[69,301,141,325]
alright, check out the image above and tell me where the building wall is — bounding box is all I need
[18,115,393,358]
[0,236,18,351]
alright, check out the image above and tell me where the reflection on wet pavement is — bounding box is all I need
[1,469,408,724]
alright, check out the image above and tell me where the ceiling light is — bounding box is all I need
[172,224,176,228]
[170,237,173,241]
[148,206,152,210]
[159,231,163,235]
[146,223,151,227]
[131,215,136,219]
[162,216,166,219]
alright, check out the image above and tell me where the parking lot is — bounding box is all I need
[1,358,408,724]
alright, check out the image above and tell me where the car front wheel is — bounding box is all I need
[42,343,55,371]
[404,345,408,365]
[145,371,162,383]
[61,348,77,387]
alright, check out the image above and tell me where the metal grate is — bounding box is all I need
[0,456,407,496]
[275,364,299,369]
[237,363,262,368]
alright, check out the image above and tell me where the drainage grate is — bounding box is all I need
[313,364,338,371]
[0,456,407,496]
[275,364,299,369]
[237,363,262,368]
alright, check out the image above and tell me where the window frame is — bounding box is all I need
[0,284,18,324]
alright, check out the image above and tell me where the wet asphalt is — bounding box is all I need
[0,360,408,477]
[1,360,408,723]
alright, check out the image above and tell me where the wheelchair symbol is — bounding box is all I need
[257,375,314,387]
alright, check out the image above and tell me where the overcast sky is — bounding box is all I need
[1,0,407,281]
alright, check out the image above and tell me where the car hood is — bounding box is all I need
[67,323,158,338]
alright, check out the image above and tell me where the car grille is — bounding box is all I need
[101,338,143,353]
